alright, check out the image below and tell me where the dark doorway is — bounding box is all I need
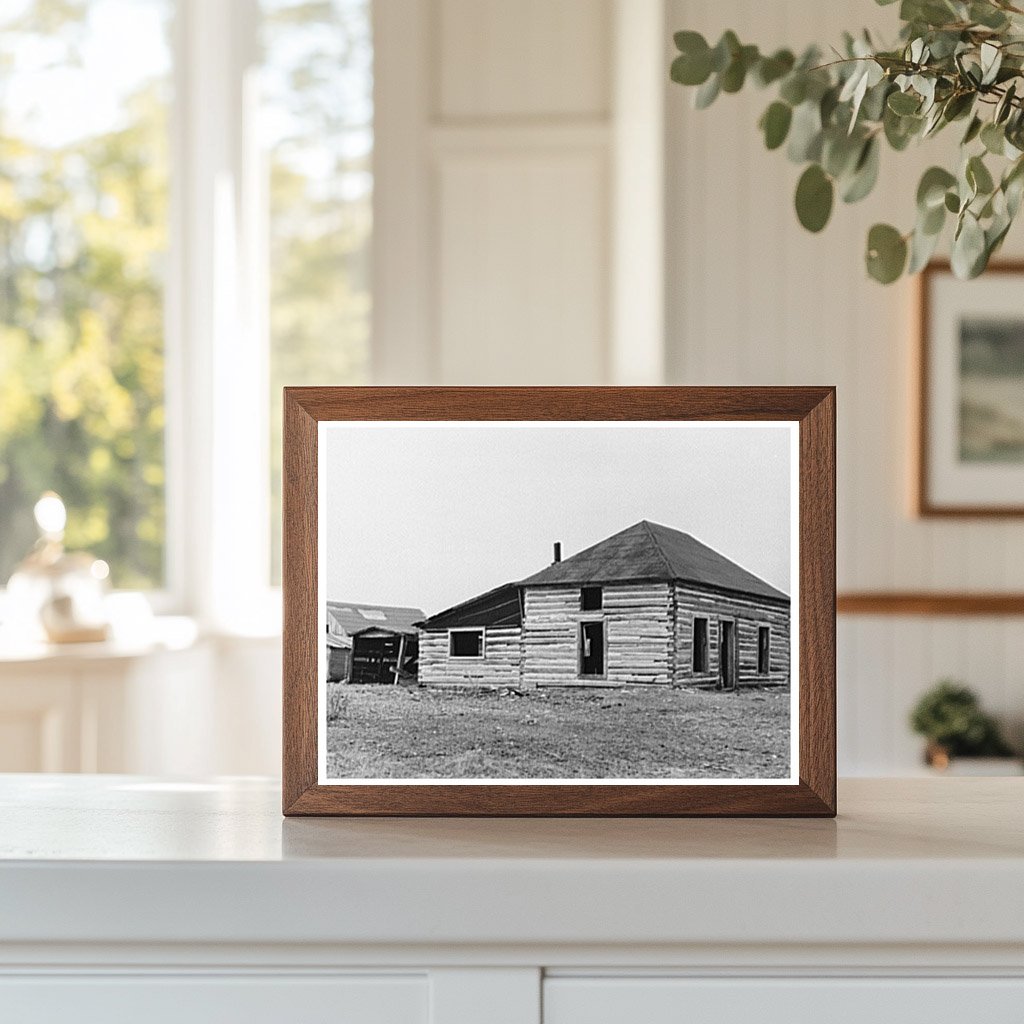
[351,634,401,685]
[579,620,605,677]
[719,620,737,690]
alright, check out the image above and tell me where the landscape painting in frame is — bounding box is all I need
[920,262,1024,515]
[317,420,799,786]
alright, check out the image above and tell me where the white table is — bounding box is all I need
[1,776,1022,1023]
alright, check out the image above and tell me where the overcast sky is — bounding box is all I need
[321,423,794,616]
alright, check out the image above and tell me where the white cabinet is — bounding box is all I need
[1,975,428,1024]
[544,978,1024,1024]
[1,777,1022,1024]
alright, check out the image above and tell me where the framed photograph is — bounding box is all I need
[918,261,1024,516]
[283,387,835,816]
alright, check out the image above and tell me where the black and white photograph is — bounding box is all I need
[317,421,798,784]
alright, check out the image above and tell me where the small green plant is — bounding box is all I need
[909,679,1014,757]
[670,0,1024,283]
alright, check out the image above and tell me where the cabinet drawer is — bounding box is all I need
[544,977,1024,1024]
[0,974,428,1024]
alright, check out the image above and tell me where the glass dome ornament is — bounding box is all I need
[5,492,111,644]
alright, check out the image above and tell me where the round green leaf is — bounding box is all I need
[944,190,961,214]
[760,101,792,150]
[981,122,1005,155]
[721,44,758,93]
[996,83,1017,125]
[795,164,834,233]
[694,73,721,109]
[674,29,707,53]
[671,32,712,86]
[970,1,1009,29]
[866,223,908,284]
[952,213,987,279]
[842,137,880,204]
[908,223,942,274]
[754,49,794,87]
[962,116,983,145]
[917,166,957,211]
[887,91,920,116]
[920,199,945,236]
[883,106,921,151]
[787,101,823,162]
[943,92,974,123]
[779,74,807,106]
[967,155,995,196]
[710,31,740,73]
[823,129,862,179]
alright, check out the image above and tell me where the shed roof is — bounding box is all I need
[326,602,426,641]
[520,520,789,603]
[417,582,522,631]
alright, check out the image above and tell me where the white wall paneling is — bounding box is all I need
[611,0,666,384]
[374,0,665,386]
[371,0,436,384]
[664,0,1024,774]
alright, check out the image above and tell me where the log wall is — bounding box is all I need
[521,583,673,687]
[673,584,791,687]
[418,625,522,686]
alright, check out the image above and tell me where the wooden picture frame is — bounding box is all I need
[283,387,836,817]
[917,260,1024,517]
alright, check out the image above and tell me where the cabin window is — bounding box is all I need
[758,626,771,674]
[449,629,484,658]
[580,586,603,611]
[692,617,709,673]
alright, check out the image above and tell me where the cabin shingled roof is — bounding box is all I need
[519,520,789,603]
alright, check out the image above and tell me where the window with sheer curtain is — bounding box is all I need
[0,0,371,605]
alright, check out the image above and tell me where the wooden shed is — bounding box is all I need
[417,521,790,690]
[349,626,420,686]
[325,603,425,683]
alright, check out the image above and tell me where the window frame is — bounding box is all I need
[692,615,709,674]
[578,618,606,678]
[757,623,771,675]
[448,627,485,659]
[139,0,375,631]
[580,585,603,611]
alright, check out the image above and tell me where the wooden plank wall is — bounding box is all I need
[418,626,523,686]
[673,585,791,687]
[666,0,1024,772]
[522,583,673,687]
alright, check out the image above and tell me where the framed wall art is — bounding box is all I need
[282,387,836,816]
[918,261,1024,517]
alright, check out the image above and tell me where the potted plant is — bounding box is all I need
[670,0,1024,283]
[909,679,1019,772]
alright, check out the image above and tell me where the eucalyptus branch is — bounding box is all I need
[670,0,1024,283]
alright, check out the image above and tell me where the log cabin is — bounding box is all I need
[416,521,790,690]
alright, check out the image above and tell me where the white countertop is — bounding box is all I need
[1,775,1022,951]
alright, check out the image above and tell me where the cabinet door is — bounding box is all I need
[544,977,1024,1024]
[0,974,428,1024]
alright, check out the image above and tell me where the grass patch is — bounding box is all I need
[325,684,790,780]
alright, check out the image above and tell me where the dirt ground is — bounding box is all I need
[325,683,791,780]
